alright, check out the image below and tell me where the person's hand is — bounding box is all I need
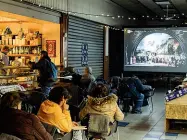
[72,121,79,127]
[61,103,69,110]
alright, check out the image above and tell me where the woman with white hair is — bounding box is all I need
[81,66,95,82]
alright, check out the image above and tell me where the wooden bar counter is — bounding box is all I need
[165,94,187,133]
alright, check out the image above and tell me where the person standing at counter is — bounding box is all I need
[0,46,9,66]
[28,51,57,97]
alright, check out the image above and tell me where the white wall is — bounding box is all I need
[15,0,134,26]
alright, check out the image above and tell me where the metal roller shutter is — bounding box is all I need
[68,16,104,78]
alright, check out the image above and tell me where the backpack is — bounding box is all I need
[46,60,58,82]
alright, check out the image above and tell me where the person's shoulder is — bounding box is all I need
[27,113,40,123]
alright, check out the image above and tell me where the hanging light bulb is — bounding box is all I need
[142,15,145,18]
[182,13,185,16]
[147,15,149,18]
[95,15,98,18]
[133,17,136,20]
[107,15,110,17]
[39,4,41,7]
[118,16,121,18]
[128,17,131,20]
[51,7,53,9]
[122,16,124,18]
[112,17,115,19]
[101,14,104,16]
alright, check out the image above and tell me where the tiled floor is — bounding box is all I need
[107,88,187,140]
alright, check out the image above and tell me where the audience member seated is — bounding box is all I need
[0,92,52,140]
[81,66,95,82]
[79,83,124,125]
[176,77,187,88]
[37,86,83,140]
[68,76,82,106]
[109,76,121,95]
[131,75,153,106]
[125,77,145,114]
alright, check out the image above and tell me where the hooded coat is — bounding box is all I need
[79,94,124,122]
[37,100,72,133]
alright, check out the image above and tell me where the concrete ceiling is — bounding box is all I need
[110,0,187,26]
[111,0,186,18]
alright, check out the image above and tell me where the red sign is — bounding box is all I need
[46,40,56,57]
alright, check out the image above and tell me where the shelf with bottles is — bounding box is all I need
[0,34,42,46]
[8,54,38,57]
[0,45,40,47]
[7,45,42,56]
[0,27,42,47]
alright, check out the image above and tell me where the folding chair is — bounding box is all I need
[147,88,155,113]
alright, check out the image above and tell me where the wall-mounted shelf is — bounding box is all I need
[0,45,41,47]
[8,54,38,57]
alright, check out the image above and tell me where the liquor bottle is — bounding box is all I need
[15,47,17,54]
[37,46,41,54]
[20,47,22,54]
[22,47,25,54]
[12,47,15,54]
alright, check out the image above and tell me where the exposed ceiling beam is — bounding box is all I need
[169,0,187,14]
[110,0,155,16]
[137,0,165,16]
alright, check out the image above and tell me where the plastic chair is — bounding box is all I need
[82,114,118,140]
[42,122,73,140]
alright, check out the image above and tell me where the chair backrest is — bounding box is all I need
[0,133,21,140]
[41,122,73,140]
[87,114,111,138]
[42,122,57,137]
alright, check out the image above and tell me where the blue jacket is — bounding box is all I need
[31,58,53,86]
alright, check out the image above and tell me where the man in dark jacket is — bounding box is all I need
[0,92,53,140]
[29,51,55,97]
[132,76,152,106]
[126,77,144,114]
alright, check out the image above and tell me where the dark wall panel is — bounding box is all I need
[68,16,104,77]
[109,30,124,77]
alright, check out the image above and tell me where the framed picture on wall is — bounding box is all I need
[46,40,56,57]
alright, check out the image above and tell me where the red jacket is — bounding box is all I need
[0,108,53,140]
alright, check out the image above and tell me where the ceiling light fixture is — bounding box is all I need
[128,17,131,20]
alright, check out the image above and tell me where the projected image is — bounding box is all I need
[132,33,185,67]
[124,28,187,72]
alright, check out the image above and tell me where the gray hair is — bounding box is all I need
[85,66,92,75]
